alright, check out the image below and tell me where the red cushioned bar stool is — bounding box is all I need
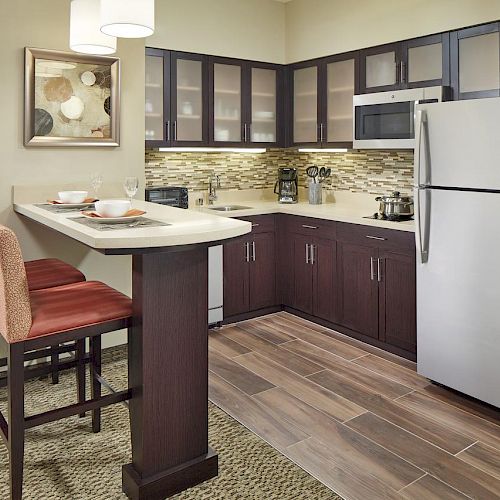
[0,257,87,389]
[0,225,132,500]
[24,258,86,386]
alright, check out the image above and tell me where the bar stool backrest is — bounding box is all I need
[0,225,32,343]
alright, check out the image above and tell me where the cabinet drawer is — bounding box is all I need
[237,215,275,234]
[337,222,415,255]
[284,215,337,240]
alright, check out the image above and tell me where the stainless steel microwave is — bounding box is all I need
[353,86,450,149]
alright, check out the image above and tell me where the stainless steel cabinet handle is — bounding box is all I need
[243,124,248,143]
[302,224,318,229]
[173,120,177,141]
[366,235,386,241]
[245,242,250,262]
[377,258,382,282]
[252,241,256,262]
[166,120,170,141]
[370,257,375,281]
[251,223,260,228]
[319,123,324,143]
[305,243,310,264]
[400,61,406,84]
[310,244,315,265]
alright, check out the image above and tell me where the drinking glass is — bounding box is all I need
[90,172,103,198]
[124,176,139,202]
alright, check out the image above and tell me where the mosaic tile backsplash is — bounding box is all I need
[145,149,414,196]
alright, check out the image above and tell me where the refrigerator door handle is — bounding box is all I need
[415,187,430,264]
[414,109,427,187]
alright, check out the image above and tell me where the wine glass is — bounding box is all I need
[124,176,139,202]
[90,172,103,198]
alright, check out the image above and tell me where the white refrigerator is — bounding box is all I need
[415,98,500,408]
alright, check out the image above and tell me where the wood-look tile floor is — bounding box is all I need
[208,312,500,500]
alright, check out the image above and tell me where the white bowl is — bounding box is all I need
[58,191,88,204]
[95,200,131,218]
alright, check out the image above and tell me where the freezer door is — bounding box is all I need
[416,98,500,190]
[417,188,500,407]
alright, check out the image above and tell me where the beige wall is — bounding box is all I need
[0,0,145,347]
[285,0,500,62]
[149,0,286,63]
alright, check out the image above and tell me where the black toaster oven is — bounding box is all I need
[145,187,189,209]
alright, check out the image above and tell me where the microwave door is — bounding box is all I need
[354,101,416,149]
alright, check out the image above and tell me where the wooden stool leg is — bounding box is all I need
[76,340,86,418]
[50,345,59,384]
[8,343,25,500]
[90,335,102,433]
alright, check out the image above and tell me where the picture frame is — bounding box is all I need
[24,47,121,147]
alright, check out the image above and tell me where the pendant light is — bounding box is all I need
[70,0,117,55]
[100,0,155,38]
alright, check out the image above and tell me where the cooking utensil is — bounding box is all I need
[375,191,414,220]
[318,167,331,183]
[306,166,319,183]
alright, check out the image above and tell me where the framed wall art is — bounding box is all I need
[24,47,120,147]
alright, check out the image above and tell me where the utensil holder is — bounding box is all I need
[308,181,322,205]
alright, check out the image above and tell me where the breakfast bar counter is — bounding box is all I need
[14,200,251,499]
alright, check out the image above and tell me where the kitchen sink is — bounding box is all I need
[208,205,252,211]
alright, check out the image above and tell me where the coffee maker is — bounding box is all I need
[274,167,298,204]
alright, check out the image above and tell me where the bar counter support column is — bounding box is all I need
[122,245,218,500]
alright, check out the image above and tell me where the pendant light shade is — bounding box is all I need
[100,0,155,38]
[70,0,117,55]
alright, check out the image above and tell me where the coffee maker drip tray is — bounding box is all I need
[279,197,298,204]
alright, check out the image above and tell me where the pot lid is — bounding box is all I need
[375,191,413,203]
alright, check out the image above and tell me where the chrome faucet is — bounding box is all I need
[208,173,220,205]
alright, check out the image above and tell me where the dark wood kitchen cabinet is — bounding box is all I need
[223,215,277,319]
[337,241,378,339]
[286,216,337,323]
[208,57,285,147]
[290,52,358,148]
[378,250,416,353]
[337,223,416,357]
[146,48,209,147]
[450,22,500,100]
[359,34,450,93]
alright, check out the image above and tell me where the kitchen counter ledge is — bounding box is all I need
[199,201,415,233]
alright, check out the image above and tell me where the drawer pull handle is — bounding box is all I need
[302,224,318,229]
[251,223,260,227]
[366,235,386,241]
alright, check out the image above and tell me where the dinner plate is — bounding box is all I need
[81,213,144,224]
[49,200,95,208]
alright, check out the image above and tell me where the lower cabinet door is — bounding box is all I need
[249,232,277,311]
[337,242,379,338]
[223,237,249,317]
[313,238,337,323]
[378,251,416,353]
[292,233,313,314]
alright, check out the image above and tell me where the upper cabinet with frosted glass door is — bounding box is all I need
[359,34,450,93]
[291,52,358,147]
[249,62,284,146]
[145,48,169,147]
[145,49,208,147]
[208,57,284,147]
[450,23,500,100]
[170,52,208,146]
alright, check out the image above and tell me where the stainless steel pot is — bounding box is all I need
[375,191,414,220]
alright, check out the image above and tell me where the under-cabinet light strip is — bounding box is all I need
[298,148,348,153]
[158,147,267,153]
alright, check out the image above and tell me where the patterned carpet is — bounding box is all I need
[0,347,341,499]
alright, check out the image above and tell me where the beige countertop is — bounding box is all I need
[14,200,251,250]
[199,200,415,233]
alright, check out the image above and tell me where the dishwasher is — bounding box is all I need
[145,187,223,326]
